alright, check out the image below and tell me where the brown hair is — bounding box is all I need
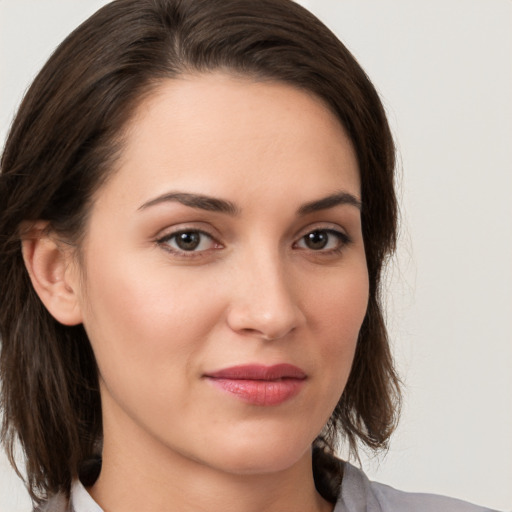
[0,0,400,503]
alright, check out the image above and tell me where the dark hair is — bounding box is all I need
[0,0,400,503]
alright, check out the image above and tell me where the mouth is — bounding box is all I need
[203,364,307,406]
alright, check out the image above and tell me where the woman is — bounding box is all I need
[0,1,500,511]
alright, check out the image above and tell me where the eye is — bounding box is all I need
[295,229,350,252]
[157,229,220,254]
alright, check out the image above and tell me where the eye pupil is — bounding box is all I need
[176,232,200,251]
[305,231,328,250]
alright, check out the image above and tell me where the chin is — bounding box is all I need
[197,430,314,476]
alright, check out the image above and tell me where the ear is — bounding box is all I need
[21,221,83,326]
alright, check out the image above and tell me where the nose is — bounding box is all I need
[226,251,306,341]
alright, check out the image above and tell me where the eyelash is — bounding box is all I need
[156,227,352,258]
[293,229,352,254]
[156,229,221,258]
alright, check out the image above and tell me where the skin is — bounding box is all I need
[26,74,369,512]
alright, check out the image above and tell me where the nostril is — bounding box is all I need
[230,312,301,342]
[241,328,290,342]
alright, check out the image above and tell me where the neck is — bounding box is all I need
[90,441,332,512]
[89,401,334,512]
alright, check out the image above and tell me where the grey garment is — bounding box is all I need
[34,462,500,512]
[334,463,499,512]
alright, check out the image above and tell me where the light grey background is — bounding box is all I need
[1,1,511,511]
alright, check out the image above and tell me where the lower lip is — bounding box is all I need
[207,378,305,406]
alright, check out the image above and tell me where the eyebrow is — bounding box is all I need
[138,192,240,215]
[297,191,362,215]
[138,190,361,215]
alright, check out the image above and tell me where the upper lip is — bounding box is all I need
[205,364,307,381]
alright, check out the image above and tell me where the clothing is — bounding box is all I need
[34,461,500,512]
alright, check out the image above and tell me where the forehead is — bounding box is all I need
[96,73,360,210]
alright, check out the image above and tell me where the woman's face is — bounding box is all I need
[72,74,368,476]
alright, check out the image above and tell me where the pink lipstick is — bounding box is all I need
[204,364,306,406]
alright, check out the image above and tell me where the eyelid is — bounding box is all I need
[155,226,223,257]
[153,222,352,258]
[293,224,352,252]
[294,222,350,240]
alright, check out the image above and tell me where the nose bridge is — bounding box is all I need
[227,243,304,340]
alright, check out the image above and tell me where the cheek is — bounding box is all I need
[315,262,368,377]
[77,254,231,441]
[77,250,224,385]
[307,259,369,339]
[288,261,368,435]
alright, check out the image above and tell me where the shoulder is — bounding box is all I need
[32,461,103,512]
[33,492,71,512]
[335,462,500,512]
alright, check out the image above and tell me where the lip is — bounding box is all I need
[204,364,307,406]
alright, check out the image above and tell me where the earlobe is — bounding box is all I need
[21,222,83,326]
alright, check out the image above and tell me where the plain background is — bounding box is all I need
[1,1,511,511]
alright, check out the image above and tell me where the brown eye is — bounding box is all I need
[175,232,201,251]
[295,229,350,253]
[158,230,219,254]
[304,230,329,250]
